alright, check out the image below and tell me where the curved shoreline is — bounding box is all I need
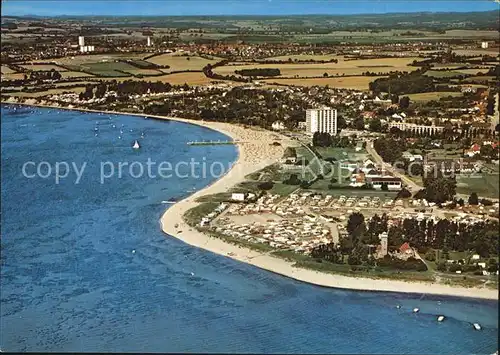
[4,101,498,300]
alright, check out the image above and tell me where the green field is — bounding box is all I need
[424,70,465,78]
[457,173,500,199]
[407,92,463,102]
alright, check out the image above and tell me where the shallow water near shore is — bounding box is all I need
[1,104,498,353]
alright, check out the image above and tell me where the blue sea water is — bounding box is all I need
[0,104,498,353]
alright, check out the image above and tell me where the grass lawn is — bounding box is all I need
[315,147,368,161]
[269,183,299,196]
[456,173,500,199]
[184,202,219,226]
[407,91,463,102]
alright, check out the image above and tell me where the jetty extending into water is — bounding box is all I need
[187,140,240,146]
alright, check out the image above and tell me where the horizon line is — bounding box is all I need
[3,8,499,18]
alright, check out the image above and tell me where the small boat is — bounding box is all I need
[190,272,194,276]
[132,249,136,254]
[161,200,176,204]
[473,323,482,331]
[396,305,401,309]
[118,136,122,140]
[132,140,140,149]
[413,308,420,313]
[437,315,445,322]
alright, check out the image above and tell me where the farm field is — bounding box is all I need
[263,54,340,61]
[20,64,67,71]
[145,53,221,71]
[1,65,15,74]
[424,70,463,78]
[452,49,500,57]
[97,72,217,86]
[454,68,491,75]
[2,73,26,80]
[407,92,463,102]
[53,53,148,66]
[122,68,164,76]
[79,61,142,76]
[465,76,497,83]
[213,57,420,78]
[263,76,386,90]
[60,71,95,78]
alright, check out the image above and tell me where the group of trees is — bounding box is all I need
[312,132,333,147]
[369,71,435,95]
[311,212,428,271]
[234,68,281,77]
[387,217,498,258]
[28,68,62,81]
[203,61,250,83]
[419,169,457,204]
[373,137,407,164]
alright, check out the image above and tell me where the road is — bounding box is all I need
[365,140,422,194]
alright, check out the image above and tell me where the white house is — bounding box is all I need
[271,121,286,131]
[368,177,403,191]
[231,193,247,202]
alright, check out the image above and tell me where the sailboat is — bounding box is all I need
[132,140,140,149]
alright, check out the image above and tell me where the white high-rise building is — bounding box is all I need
[305,108,338,135]
[78,36,85,46]
[147,36,152,46]
[481,41,489,49]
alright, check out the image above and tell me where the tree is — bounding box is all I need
[258,181,274,190]
[312,132,332,147]
[422,168,456,204]
[396,187,412,199]
[347,212,366,243]
[436,261,447,272]
[353,116,365,131]
[399,96,410,109]
[480,144,494,160]
[369,117,382,132]
[424,250,436,262]
[468,192,479,205]
[323,72,329,77]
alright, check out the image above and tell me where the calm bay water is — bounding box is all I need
[1,104,498,353]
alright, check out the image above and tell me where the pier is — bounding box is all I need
[187,140,240,146]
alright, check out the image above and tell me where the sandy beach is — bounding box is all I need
[5,99,498,300]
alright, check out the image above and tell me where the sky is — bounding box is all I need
[1,0,499,17]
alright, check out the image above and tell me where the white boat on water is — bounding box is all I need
[132,140,140,149]
[413,308,420,313]
[437,315,445,322]
[473,323,482,330]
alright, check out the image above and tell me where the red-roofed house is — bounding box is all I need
[399,242,413,255]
